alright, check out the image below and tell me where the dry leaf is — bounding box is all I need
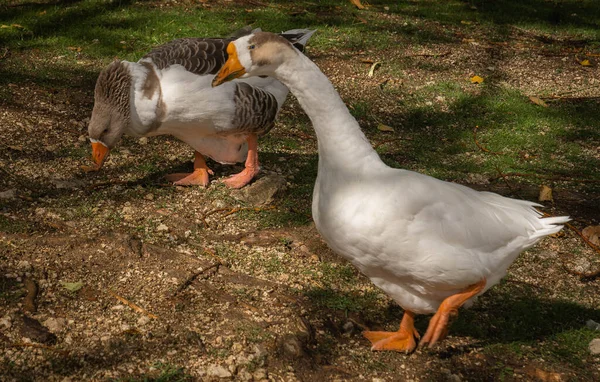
[462,38,476,43]
[67,46,82,52]
[528,367,564,382]
[377,123,394,132]
[360,58,374,64]
[349,0,366,10]
[368,62,381,77]
[582,226,600,246]
[470,75,484,84]
[39,11,46,15]
[11,24,24,28]
[529,96,548,107]
[580,59,592,66]
[538,185,553,202]
[460,20,472,25]
[61,281,84,292]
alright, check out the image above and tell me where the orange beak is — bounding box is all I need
[212,43,246,87]
[91,141,109,168]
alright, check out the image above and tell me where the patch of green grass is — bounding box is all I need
[116,362,192,382]
[235,322,274,344]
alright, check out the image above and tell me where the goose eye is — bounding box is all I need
[248,44,255,50]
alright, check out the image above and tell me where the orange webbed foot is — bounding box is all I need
[222,167,259,189]
[166,168,214,187]
[363,330,417,353]
[363,311,418,353]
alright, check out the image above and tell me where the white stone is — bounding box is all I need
[43,317,66,333]
[156,224,169,232]
[589,338,600,355]
[207,365,232,379]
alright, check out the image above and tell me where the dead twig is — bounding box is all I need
[405,51,451,58]
[473,125,502,155]
[108,290,158,319]
[173,262,221,296]
[23,277,38,313]
[0,48,8,59]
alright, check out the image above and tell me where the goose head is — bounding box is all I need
[87,60,131,169]
[212,32,297,87]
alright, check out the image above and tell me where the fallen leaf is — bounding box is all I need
[349,0,366,10]
[11,24,24,28]
[368,61,381,77]
[61,281,84,292]
[356,16,368,24]
[377,123,394,132]
[360,58,374,64]
[538,185,553,202]
[39,11,46,15]
[580,59,592,66]
[470,75,484,84]
[462,38,476,43]
[529,96,548,107]
[582,226,600,246]
[526,367,564,382]
[461,20,473,25]
[67,46,82,52]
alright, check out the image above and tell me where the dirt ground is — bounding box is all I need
[2,6,600,382]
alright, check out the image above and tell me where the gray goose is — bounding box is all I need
[86,28,315,188]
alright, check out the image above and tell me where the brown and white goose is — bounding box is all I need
[212,32,570,352]
[86,28,315,188]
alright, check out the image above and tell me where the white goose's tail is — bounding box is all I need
[530,213,571,239]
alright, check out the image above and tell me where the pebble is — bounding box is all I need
[0,189,17,200]
[589,338,600,355]
[138,137,148,145]
[207,365,232,379]
[43,317,66,333]
[17,260,33,272]
[137,316,151,326]
[156,224,169,232]
[586,319,600,331]
[237,368,253,381]
[253,368,268,381]
[342,321,354,333]
[0,315,12,329]
[145,193,154,201]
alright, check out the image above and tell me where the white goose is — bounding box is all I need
[212,32,570,351]
[86,28,315,188]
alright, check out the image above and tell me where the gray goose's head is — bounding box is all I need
[87,60,131,169]
[212,32,298,87]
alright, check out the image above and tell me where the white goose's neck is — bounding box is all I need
[273,52,385,173]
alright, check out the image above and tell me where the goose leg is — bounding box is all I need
[222,133,260,189]
[363,310,419,353]
[419,278,486,348]
[166,151,214,187]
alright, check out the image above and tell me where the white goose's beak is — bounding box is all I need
[212,43,246,87]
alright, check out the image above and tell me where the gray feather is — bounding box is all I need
[231,82,279,136]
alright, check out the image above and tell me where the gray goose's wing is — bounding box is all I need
[230,82,278,136]
[142,38,233,75]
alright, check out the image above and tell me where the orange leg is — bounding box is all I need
[419,278,486,348]
[363,311,419,353]
[166,151,214,187]
[222,133,260,189]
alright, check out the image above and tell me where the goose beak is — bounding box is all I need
[91,140,109,168]
[212,43,246,87]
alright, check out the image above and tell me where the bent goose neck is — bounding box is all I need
[274,54,384,172]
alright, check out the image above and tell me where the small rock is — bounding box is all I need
[0,316,12,329]
[43,317,66,333]
[589,338,600,355]
[122,206,135,215]
[342,321,354,333]
[231,174,287,206]
[231,342,243,353]
[156,224,169,232]
[17,260,32,272]
[0,189,17,200]
[372,378,385,382]
[145,193,154,200]
[279,333,304,357]
[78,135,87,143]
[237,368,253,381]
[252,368,268,381]
[207,365,232,379]
[137,316,151,326]
[138,137,148,145]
